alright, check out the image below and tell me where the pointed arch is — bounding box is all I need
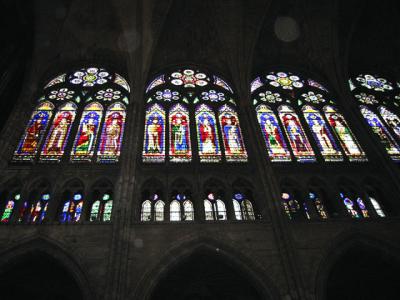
[13,101,55,161]
[97,102,126,163]
[131,237,278,300]
[0,237,94,300]
[71,102,104,162]
[40,101,77,162]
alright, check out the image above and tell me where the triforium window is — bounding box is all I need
[13,67,130,163]
[349,74,400,161]
[252,71,366,162]
[142,68,248,163]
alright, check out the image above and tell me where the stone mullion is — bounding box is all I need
[104,58,144,299]
[237,86,307,299]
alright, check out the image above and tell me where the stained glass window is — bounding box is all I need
[143,103,165,163]
[196,104,221,162]
[256,104,291,161]
[204,193,226,221]
[141,194,164,222]
[155,200,165,221]
[378,106,400,140]
[308,192,328,219]
[170,200,181,221]
[71,102,103,162]
[14,67,130,164]
[183,200,194,221]
[278,105,315,162]
[144,68,246,164]
[324,106,366,161]
[254,72,367,163]
[97,102,126,163]
[169,104,191,162]
[302,105,342,161]
[340,193,359,218]
[232,193,255,220]
[25,193,50,224]
[368,195,385,217]
[90,193,112,222]
[355,74,393,92]
[40,102,77,162]
[0,194,20,223]
[218,105,248,162]
[14,102,54,161]
[360,106,400,160]
[281,192,301,219]
[60,193,83,224]
[141,200,152,221]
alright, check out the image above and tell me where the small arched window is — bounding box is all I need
[0,193,21,223]
[339,191,369,219]
[140,194,164,222]
[90,193,113,222]
[308,191,328,220]
[252,72,367,162]
[350,74,400,161]
[169,194,194,222]
[367,193,386,217]
[13,67,130,163]
[143,68,247,163]
[232,193,255,221]
[60,192,84,224]
[281,192,301,220]
[203,193,227,221]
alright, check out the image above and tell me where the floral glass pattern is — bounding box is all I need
[266,72,304,90]
[69,67,111,87]
[355,74,393,92]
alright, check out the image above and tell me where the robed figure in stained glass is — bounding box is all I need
[21,113,49,154]
[256,105,290,161]
[147,114,163,154]
[221,114,242,154]
[280,112,314,161]
[361,106,400,157]
[74,112,100,155]
[303,106,342,161]
[100,112,123,155]
[14,102,54,161]
[170,106,191,161]
[41,103,76,160]
[324,107,365,161]
[199,114,218,155]
[379,106,400,140]
[195,104,221,162]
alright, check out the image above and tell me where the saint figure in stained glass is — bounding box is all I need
[14,102,54,161]
[379,106,400,140]
[71,102,103,161]
[256,105,291,162]
[303,105,342,161]
[196,104,221,162]
[97,102,126,163]
[169,104,191,162]
[360,106,400,159]
[324,106,366,161]
[218,105,247,162]
[278,105,315,162]
[41,102,77,161]
[143,103,165,162]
